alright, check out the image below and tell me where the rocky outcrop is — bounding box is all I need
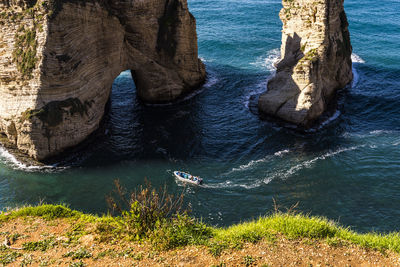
[0,0,205,160]
[258,0,353,127]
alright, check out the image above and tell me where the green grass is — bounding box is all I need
[63,248,92,260]
[1,205,400,256]
[0,204,82,222]
[0,250,22,265]
[213,213,400,254]
[23,238,57,251]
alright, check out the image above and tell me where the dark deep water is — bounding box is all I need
[1,0,400,233]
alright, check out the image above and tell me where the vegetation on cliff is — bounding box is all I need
[13,25,38,78]
[0,0,47,78]
[0,182,399,266]
[19,98,94,127]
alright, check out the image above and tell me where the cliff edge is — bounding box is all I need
[258,0,353,127]
[0,0,205,160]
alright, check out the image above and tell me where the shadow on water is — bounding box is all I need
[41,59,400,169]
[45,71,206,167]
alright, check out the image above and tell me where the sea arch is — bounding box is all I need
[0,0,205,160]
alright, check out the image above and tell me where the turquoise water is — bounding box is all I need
[1,0,400,232]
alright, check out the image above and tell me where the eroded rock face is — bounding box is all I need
[258,0,353,127]
[0,0,205,160]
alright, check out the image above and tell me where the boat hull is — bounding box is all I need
[173,171,203,185]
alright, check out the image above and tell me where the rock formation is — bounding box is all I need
[258,0,353,127]
[0,0,205,160]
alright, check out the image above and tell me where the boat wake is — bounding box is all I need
[222,148,290,176]
[203,145,363,190]
[266,146,363,182]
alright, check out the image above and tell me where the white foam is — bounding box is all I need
[351,53,365,64]
[274,149,290,157]
[369,130,395,135]
[244,49,280,109]
[343,130,399,139]
[226,155,265,174]
[218,146,363,190]
[310,110,341,132]
[0,146,66,173]
[273,145,362,180]
[225,149,291,175]
[249,48,280,72]
[203,70,219,88]
[243,79,267,109]
[351,54,365,88]
[227,156,270,174]
[199,56,215,63]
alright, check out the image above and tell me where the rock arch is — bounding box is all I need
[0,0,205,160]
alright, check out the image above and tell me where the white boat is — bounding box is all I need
[174,171,203,185]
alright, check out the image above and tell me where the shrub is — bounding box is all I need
[151,214,213,250]
[106,179,187,240]
[22,238,57,251]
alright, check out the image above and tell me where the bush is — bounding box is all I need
[106,180,188,241]
[151,214,213,250]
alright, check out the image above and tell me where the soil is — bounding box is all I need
[0,217,399,266]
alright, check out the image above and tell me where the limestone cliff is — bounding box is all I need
[0,0,205,160]
[258,0,353,127]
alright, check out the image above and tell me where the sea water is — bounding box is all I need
[0,0,399,232]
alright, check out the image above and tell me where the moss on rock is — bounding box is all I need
[21,98,93,127]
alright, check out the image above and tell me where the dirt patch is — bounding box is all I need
[0,217,399,266]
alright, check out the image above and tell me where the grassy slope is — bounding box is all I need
[0,204,399,255]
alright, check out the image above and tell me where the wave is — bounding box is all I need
[351,53,366,64]
[244,48,281,109]
[306,110,341,133]
[229,156,272,173]
[199,56,215,63]
[351,53,365,87]
[351,65,360,87]
[205,146,361,190]
[0,146,67,173]
[320,110,341,128]
[342,130,400,141]
[243,79,267,110]
[249,48,280,72]
[274,149,290,157]
[251,51,363,73]
[223,148,290,175]
[203,69,219,88]
[272,145,362,180]
[369,130,395,135]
